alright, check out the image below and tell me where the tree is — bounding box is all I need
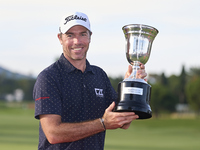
[178,65,187,104]
[0,74,36,101]
[17,78,36,100]
[150,72,178,117]
[186,76,200,113]
[186,67,200,113]
[151,83,177,117]
[168,74,179,101]
[189,67,200,76]
[160,72,168,86]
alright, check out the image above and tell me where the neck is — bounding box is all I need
[64,55,86,72]
[69,59,86,72]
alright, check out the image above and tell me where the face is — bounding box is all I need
[58,25,91,63]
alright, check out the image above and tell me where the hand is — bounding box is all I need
[124,63,147,80]
[102,102,139,130]
[120,122,131,129]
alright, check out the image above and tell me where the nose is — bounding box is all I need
[73,37,81,44]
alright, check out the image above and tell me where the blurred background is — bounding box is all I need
[0,0,200,149]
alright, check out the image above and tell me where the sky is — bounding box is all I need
[0,0,200,78]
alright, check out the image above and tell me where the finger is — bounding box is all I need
[124,65,132,79]
[118,116,138,129]
[139,63,145,69]
[137,67,147,79]
[121,115,139,123]
[137,71,147,79]
[120,123,131,129]
[115,112,136,117]
[128,65,132,74]
[106,101,115,112]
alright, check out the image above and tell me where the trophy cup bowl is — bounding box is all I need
[114,24,159,119]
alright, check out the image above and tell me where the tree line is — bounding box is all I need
[0,65,200,116]
[0,75,35,101]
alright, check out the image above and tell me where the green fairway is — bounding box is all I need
[0,103,200,150]
[105,118,200,150]
[0,104,39,150]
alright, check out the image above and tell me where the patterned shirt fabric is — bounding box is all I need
[33,53,117,150]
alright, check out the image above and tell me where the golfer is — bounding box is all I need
[33,12,147,150]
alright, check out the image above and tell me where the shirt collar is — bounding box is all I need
[58,53,95,74]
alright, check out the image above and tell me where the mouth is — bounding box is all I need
[72,47,82,51]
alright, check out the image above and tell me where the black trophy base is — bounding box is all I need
[114,80,152,119]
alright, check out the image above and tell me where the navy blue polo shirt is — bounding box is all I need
[33,53,117,150]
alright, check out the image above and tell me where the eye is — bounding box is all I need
[65,33,74,38]
[67,34,72,38]
[81,32,87,36]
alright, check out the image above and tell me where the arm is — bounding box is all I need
[40,102,138,144]
[40,114,104,144]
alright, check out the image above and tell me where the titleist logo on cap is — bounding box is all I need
[64,15,87,25]
[59,12,91,33]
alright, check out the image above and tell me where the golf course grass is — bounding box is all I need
[105,118,200,150]
[0,102,200,150]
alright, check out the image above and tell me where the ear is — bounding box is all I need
[57,33,63,45]
[89,32,92,43]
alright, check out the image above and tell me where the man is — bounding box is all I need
[33,12,147,150]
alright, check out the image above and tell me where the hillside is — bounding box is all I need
[0,66,33,79]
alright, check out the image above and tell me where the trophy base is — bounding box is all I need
[114,80,152,119]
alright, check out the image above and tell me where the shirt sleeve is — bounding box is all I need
[33,70,62,119]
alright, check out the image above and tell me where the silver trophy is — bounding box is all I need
[114,24,159,119]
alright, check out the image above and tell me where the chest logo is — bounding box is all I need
[95,88,104,98]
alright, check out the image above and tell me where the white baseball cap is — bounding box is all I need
[59,12,91,34]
